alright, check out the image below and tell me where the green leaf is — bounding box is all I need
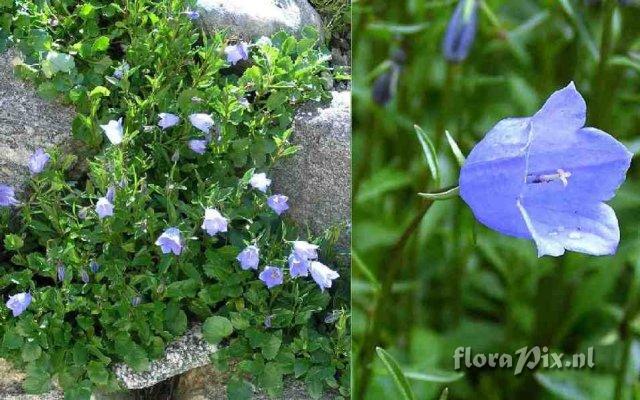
[404,369,464,383]
[375,347,415,400]
[444,130,466,166]
[41,51,75,78]
[164,302,188,336]
[165,279,199,298]
[414,125,440,185]
[418,186,459,200]
[202,316,233,344]
[261,332,282,360]
[21,341,42,362]
[4,234,24,250]
[227,377,252,400]
[91,36,110,52]
[22,364,50,394]
[87,361,109,386]
[89,86,110,99]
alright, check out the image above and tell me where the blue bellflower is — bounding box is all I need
[267,194,289,215]
[28,148,50,175]
[250,172,271,193]
[459,83,632,257]
[201,208,228,236]
[189,139,208,155]
[442,0,478,63]
[288,252,309,278]
[0,185,18,207]
[6,292,31,317]
[225,42,249,65]
[237,245,260,270]
[309,261,340,291]
[96,197,114,219]
[155,227,183,255]
[259,266,284,289]
[158,113,180,130]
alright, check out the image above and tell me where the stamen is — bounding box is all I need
[526,169,572,187]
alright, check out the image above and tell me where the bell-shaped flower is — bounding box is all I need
[57,265,66,281]
[189,113,214,134]
[249,172,271,193]
[158,113,180,130]
[288,252,309,278]
[100,118,124,145]
[201,208,228,236]
[225,42,249,65]
[237,245,260,270]
[259,266,284,289]
[442,0,478,62]
[6,292,31,317]
[106,186,116,203]
[28,148,50,175]
[95,197,114,219]
[188,139,208,155]
[309,261,339,291]
[182,10,199,20]
[81,270,90,284]
[267,194,289,215]
[293,240,319,260]
[459,83,632,257]
[155,227,183,255]
[0,185,19,207]
[90,260,100,273]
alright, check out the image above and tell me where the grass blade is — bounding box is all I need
[445,130,466,166]
[414,125,440,185]
[375,347,416,400]
[418,186,459,200]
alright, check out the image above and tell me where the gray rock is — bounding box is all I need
[0,49,75,189]
[114,325,217,390]
[195,0,323,40]
[272,90,351,246]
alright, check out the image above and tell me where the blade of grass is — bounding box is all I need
[419,186,459,200]
[414,125,440,185]
[376,347,416,400]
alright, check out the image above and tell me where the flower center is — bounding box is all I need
[526,169,572,187]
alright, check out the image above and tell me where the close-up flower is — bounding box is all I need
[237,245,260,270]
[201,208,228,236]
[155,227,183,255]
[6,292,31,317]
[249,172,271,192]
[95,197,114,219]
[259,266,284,289]
[0,185,18,207]
[188,139,208,154]
[459,83,632,257]
[158,113,180,130]
[225,42,249,65]
[100,118,124,145]
[293,240,319,260]
[28,148,50,175]
[189,113,214,134]
[309,261,339,291]
[267,194,289,215]
[288,252,309,278]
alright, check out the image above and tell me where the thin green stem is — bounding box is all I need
[354,201,433,399]
[614,266,640,400]
[591,0,617,129]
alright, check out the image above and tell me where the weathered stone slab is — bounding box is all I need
[272,90,351,246]
[114,325,216,390]
[0,49,75,189]
[196,0,323,40]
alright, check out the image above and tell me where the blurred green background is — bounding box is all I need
[352,0,640,399]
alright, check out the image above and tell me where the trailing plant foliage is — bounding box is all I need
[0,1,349,399]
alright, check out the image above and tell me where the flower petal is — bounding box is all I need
[517,199,619,257]
[524,127,632,205]
[532,82,586,136]
[459,117,532,238]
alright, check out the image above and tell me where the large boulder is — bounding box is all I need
[195,0,323,40]
[0,49,75,189]
[272,90,351,246]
